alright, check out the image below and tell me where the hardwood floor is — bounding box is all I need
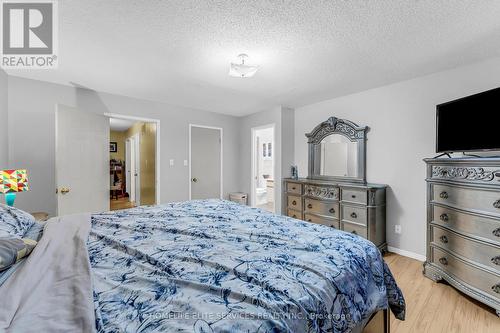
[385,253,500,333]
[110,197,136,211]
[256,202,275,213]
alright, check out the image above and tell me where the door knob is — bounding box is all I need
[60,187,70,194]
[192,178,198,183]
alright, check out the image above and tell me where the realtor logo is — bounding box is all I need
[1,0,58,69]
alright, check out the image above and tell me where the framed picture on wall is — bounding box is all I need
[110,142,117,153]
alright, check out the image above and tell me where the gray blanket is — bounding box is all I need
[0,214,95,333]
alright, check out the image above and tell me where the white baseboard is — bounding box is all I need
[387,246,426,262]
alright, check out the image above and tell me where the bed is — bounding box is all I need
[0,199,405,332]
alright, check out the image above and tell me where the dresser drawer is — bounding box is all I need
[342,221,368,238]
[304,214,339,229]
[432,184,500,217]
[342,205,367,226]
[287,209,302,220]
[431,246,500,301]
[304,199,339,219]
[341,188,367,205]
[286,182,302,195]
[287,195,302,210]
[430,164,500,185]
[304,184,339,200]
[431,225,500,273]
[432,205,500,245]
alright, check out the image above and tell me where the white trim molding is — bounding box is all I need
[188,124,224,200]
[387,246,426,262]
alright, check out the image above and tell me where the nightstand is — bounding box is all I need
[31,212,49,222]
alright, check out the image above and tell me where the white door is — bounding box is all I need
[190,126,222,200]
[125,138,131,199]
[254,135,260,193]
[56,105,109,215]
[132,133,141,205]
[129,137,136,203]
[128,134,140,205]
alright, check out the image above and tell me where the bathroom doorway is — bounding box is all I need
[251,124,275,213]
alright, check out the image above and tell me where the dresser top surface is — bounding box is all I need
[424,157,500,165]
[283,178,387,189]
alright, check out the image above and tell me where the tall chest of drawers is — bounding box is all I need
[283,178,387,252]
[424,158,500,315]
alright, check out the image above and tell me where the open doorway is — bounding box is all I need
[251,124,275,213]
[108,115,160,211]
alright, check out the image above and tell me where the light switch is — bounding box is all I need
[169,159,174,166]
[184,160,188,166]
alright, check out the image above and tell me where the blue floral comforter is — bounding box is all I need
[88,199,405,333]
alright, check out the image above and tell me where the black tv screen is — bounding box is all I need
[436,87,500,153]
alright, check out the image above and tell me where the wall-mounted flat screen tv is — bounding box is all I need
[436,87,500,153]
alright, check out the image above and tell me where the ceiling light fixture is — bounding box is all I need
[229,54,259,78]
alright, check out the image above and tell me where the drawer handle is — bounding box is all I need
[351,230,357,235]
[292,187,296,190]
[439,191,448,199]
[307,204,313,209]
[439,257,448,266]
[439,235,448,244]
[350,212,358,219]
[292,215,297,218]
[439,213,449,222]
[494,200,500,209]
[492,284,500,294]
[307,219,312,222]
[351,195,356,199]
[329,208,335,214]
[493,228,500,237]
[292,200,297,205]
[491,256,500,266]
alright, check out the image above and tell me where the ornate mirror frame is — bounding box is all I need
[305,116,368,184]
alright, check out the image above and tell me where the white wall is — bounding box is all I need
[8,76,241,216]
[295,56,500,257]
[7,54,500,258]
[239,106,294,211]
[0,70,7,169]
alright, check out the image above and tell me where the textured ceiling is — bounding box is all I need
[109,118,136,132]
[7,0,500,116]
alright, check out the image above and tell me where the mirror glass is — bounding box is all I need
[319,134,359,178]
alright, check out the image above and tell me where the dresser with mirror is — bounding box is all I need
[283,117,387,252]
